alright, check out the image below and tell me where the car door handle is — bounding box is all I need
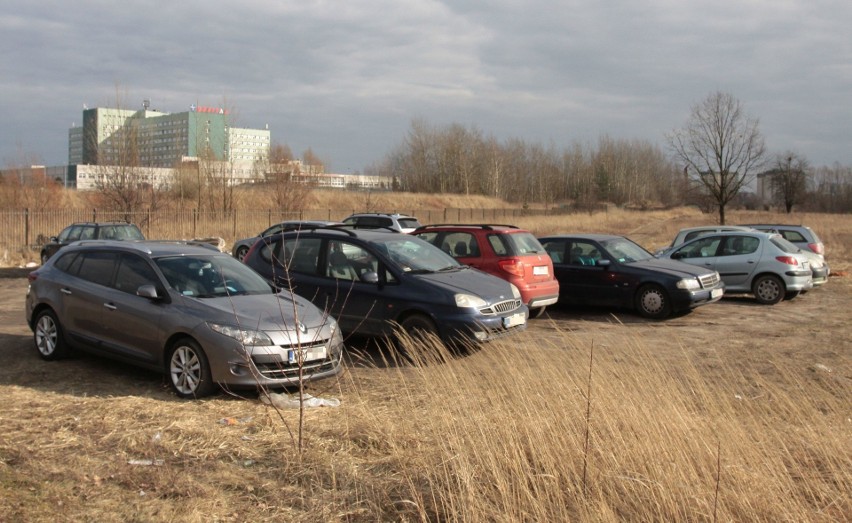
[103,303,117,311]
[61,288,72,295]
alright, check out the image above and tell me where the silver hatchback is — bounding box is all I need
[25,240,343,398]
[660,231,812,304]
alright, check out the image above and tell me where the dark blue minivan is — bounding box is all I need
[242,226,528,343]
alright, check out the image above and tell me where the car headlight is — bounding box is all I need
[676,278,700,291]
[208,322,274,346]
[455,293,487,309]
[509,283,521,299]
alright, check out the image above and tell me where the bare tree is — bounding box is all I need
[262,142,314,210]
[768,152,809,213]
[668,91,766,224]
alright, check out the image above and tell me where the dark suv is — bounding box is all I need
[26,240,343,398]
[242,226,528,343]
[413,224,559,318]
[40,222,145,264]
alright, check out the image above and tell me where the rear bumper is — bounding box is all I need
[519,280,561,309]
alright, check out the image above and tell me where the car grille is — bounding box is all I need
[252,340,339,379]
[698,273,721,288]
[480,299,523,315]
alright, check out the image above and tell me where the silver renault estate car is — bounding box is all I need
[25,240,343,398]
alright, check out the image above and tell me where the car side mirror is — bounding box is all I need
[671,252,683,260]
[360,271,379,284]
[597,259,611,268]
[137,284,160,299]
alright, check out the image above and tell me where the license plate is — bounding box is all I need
[711,288,723,299]
[503,312,526,328]
[533,265,549,276]
[288,346,327,364]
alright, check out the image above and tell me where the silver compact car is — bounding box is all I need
[25,240,343,398]
[661,231,812,304]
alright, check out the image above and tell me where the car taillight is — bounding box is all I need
[498,258,525,277]
[776,256,799,266]
[808,243,824,255]
[27,272,38,283]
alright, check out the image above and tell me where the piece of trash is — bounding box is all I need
[260,392,341,409]
[128,459,164,466]
[218,416,253,426]
[810,363,832,373]
[151,432,162,443]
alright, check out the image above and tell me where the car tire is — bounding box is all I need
[167,338,217,399]
[529,306,547,319]
[784,290,800,300]
[400,314,439,342]
[752,275,784,305]
[635,284,672,319]
[234,246,249,262]
[33,309,69,360]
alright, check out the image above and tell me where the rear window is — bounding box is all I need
[397,218,422,229]
[490,232,545,256]
[771,237,801,254]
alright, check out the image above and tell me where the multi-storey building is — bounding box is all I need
[68,103,270,168]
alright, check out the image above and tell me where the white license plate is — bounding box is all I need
[288,346,327,364]
[533,265,549,276]
[503,312,526,328]
[711,288,723,299]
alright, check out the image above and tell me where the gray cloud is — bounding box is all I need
[2,0,850,172]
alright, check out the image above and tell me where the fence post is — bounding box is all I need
[233,210,238,239]
[92,208,97,222]
[24,208,30,249]
[193,209,198,238]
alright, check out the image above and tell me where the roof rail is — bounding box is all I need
[413,223,520,232]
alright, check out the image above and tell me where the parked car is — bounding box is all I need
[739,224,825,257]
[341,213,422,233]
[25,240,343,398]
[40,222,145,264]
[232,220,343,261]
[538,234,725,319]
[654,225,755,256]
[242,226,528,344]
[660,231,813,304]
[739,223,830,286]
[412,224,559,318]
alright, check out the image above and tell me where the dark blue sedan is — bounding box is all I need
[538,234,725,319]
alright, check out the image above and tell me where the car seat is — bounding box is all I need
[454,242,469,257]
[328,251,358,280]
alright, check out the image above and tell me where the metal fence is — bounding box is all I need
[0,207,554,256]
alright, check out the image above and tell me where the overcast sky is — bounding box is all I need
[2,0,850,173]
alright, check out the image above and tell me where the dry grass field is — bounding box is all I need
[0,205,849,521]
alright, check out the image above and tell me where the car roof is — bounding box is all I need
[677,225,754,233]
[538,233,623,241]
[413,223,524,232]
[65,221,137,226]
[64,239,222,257]
[280,226,404,241]
[680,230,777,241]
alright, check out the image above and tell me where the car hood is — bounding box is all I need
[178,292,328,331]
[630,258,716,278]
[413,267,517,302]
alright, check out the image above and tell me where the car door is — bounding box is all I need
[55,250,119,347]
[712,235,761,288]
[670,235,722,273]
[96,252,166,363]
[542,239,614,305]
[316,239,390,335]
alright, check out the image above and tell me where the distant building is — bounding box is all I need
[68,103,270,168]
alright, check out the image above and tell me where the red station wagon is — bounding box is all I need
[413,224,559,317]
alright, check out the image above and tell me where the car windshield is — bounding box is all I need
[375,237,460,272]
[600,237,653,263]
[157,254,273,297]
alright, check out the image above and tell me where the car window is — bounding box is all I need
[79,226,96,241]
[397,218,422,229]
[503,232,545,255]
[60,226,82,242]
[283,237,322,274]
[600,237,651,263]
[770,236,800,254]
[53,251,79,272]
[76,251,118,287]
[326,241,376,281]
[488,234,509,256]
[445,232,478,258]
[780,230,806,243]
[679,237,722,258]
[722,235,759,256]
[541,240,566,263]
[113,253,159,294]
[568,241,600,266]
